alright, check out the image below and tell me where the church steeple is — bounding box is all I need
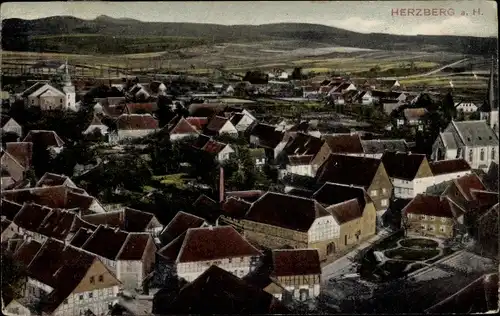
[487,57,497,110]
[63,59,72,87]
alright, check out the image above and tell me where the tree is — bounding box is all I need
[291,67,303,80]
[440,92,456,127]
[222,146,271,191]
[1,251,28,303]
[49,140,97,176]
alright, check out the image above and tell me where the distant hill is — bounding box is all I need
[2,15,497,55]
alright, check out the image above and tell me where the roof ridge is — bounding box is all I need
[326,197,359,209]
[115,233,132,260]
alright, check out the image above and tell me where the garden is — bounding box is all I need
[358,234,450,283]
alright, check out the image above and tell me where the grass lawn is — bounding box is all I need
[152,173,188,189]
[385,248,441,261]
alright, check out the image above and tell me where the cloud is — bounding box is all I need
[401,16,496,37]
[330,17,385,33]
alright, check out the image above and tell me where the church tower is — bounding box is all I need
[480,58,498,135]
[62,59,76,110]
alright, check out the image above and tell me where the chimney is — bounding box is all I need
[219,166,225,204]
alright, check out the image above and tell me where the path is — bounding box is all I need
[321,228,392,281]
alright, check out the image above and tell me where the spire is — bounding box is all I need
[487,56,496,110]
[63,59,72,87]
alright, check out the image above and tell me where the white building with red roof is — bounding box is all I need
[108,114,159,144]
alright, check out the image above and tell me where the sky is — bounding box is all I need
[1,1,498,37]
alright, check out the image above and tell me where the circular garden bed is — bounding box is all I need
[399,238,439,249]
[385,248,440,261]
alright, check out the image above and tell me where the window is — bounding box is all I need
[430,216,436,221]
[90,276,95,284]
[468,149,473,162]
[382,188,387,194]
[492,148,496,160]
[440,226,446,233]
[60,98,63,103]
[31,99,34,104]
[420,215,426,220]
[370,190,377,197]
[441,217,447,223]
[421,224,427,230]
[480,148,485,161]
[79,295,83,301]
[381,199,388,207]
[428,225,435,231]
[89,292,93,299]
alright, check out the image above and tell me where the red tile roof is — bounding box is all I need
[272,249,321,277]
[206,116,230,132]
[283,133,323,156]
[185,117,209,131]
[403,194,462,218]
[429,159,471,175]
[246,192,330,232]
[168,117,199,135]
[226,190,266,203]
[36,208,79,240]
[202,140,227,154]
[81,225,129,260]
[157,231,186,262]
[192,134,212,149]
[12,238,43,267]
[1,217,13,234]
[454,174,487,201]
[222,197,252,218]
[326,198,364,224]
[125,102,158,114]
[69,227,95,247]
[323,134,364,154]
[176,226,262,263]
[116,233,152,260]
[22,130,64,147]
[12,203,53,232]
[35,172,71,187]
[313,182,370,209]
[5,142,33,168]
[160,211,205,246]
[116,114,159,130]
[82,207,158,232]
[469,190,499,210]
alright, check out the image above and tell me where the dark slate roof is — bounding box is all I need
[116,233,152,261]
[35,172,71,187]
[160,211,205,246]
[165,265,289,314]
[226,190,266,203]
[454,174,487,201]
[272,249,321,277]
[316,154,382,188]
[313,182,370,208]
[283,133,323,156]
[206,116,230,133]
[381,152,427,180]
[22,130,64,148]
[81,207,158,233]
[222,197,252,218]
[0,199,23,220]
[245,192,330,232]
[69,227,95,247]
[403,195,462,218]
[452,121,498,147]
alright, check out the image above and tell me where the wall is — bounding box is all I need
[117,129,157,142]
[2,119,22,137]
[464,145,499,171]
[235,115,255,132]
[405,213,454,239]
[1,154,24,181]
[219,122,239,135]
[285,164,314,177]
[176,256,259,282]
[367,164,393,213]
[117,260,142,290]
[310,143,331,174]
[53,286,119,316]
[170,133,198,141]
[277,274,321,301]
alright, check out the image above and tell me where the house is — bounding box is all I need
[93,97,127,118]
[35,172,77,188]
[22,130,65,156]
[270,249,321,302]
[19,63,76,111]
[200,139,235,163]
[229,112,256,132]
[382,152,435,199]
[431,120,499,171]
[1,142,33,185]
[154,265,288,314]
[115,233,157,290]
[382,100,405,116]
[13,238,121,316]
[428,159,472,184]
[284,155,315,177]
[80,225,157,290]
[250,148,267,168]
[1,116,22,140]
[471,203,498,256]
[108,114,159,144]
[315,154,393,213]
[356,91,375,105]
[360,139,409,159]
[441,173,487,210]
[127,84,151,101]
[158,211,207,246]
[185,117,209,132]
[312,181,378,231]
[402,194,465,239]
[279,133,324,177]
[82,115,109,136]
[249,123,286,160]
[191,194,221,224]
[455,102,478,113]
[166,116,201,141]
[237,192,337,260]
[1,185,106,214]
[398,108,427,130]
[124,103,158,115]
[204,116,238,137]
[302,86,319,99]
[158,226,262,282]
[311,134,364,173]
[81,207,163,236]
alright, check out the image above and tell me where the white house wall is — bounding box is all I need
[308,215,340,242]
[53,286,119,316]
[117,129,157,142]
[116,260,143,290]
[176,256,259,282]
